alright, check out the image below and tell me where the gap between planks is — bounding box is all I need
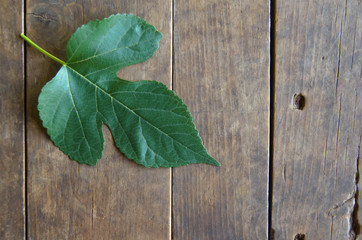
[23,0,28,238]
[268,0,277,238]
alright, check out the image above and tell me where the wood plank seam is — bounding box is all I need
[171,1,175,239]
[269,0,277,238]
[23,0,28,239]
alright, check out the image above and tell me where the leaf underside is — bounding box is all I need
[38,14,220,167]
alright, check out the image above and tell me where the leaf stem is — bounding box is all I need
[20,33,66,65]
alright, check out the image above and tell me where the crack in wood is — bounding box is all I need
[327,192,355,217]
[323,136,328,182]
[330,216,334,240]
[336,93,342,154]
[29,12,57,23]
[335,11,344,95]
[351,22,357,69]
[353,90,358,132]
[350,136,362,240]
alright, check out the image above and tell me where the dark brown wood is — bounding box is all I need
[172,0,271,239]
[0,0,25,239]
[26,0,172,239]
[272,0,362,239]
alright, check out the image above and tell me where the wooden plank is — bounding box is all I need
[0,0,25,239]
[272,0,362,238]
[26,0,172,239]
[172,0,270,239]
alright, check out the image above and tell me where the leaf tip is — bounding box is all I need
[214,161,221,167]
[209,159,221,167]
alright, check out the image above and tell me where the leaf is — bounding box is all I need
[32,14,220,167]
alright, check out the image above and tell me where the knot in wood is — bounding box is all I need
[292,93,305,110]
[294,233,305,240]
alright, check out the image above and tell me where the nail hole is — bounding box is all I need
[292,93,305,110]
[294,233,305,240]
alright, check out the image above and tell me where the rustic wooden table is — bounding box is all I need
[1,0,361,239]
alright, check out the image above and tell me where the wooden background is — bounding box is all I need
[0,0,360,239]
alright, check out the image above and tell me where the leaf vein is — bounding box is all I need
[68,38,157,65]
[110,97,137,157]
[65,67,93,158]
[67,27,98,62]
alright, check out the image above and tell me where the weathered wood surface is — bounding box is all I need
[272,0,362,239]
[0,0,25,239]
[26,0,172,239]
[2,0,362,238]
[172,0,270,239]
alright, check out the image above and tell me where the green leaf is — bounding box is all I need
[26,14,220,167]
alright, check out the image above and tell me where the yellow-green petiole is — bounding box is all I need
[20,33,66,65]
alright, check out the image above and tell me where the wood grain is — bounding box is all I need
[0,0,25,239]
[272,0,362,239]
[172,0,270,239]
[26,0,172,239]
